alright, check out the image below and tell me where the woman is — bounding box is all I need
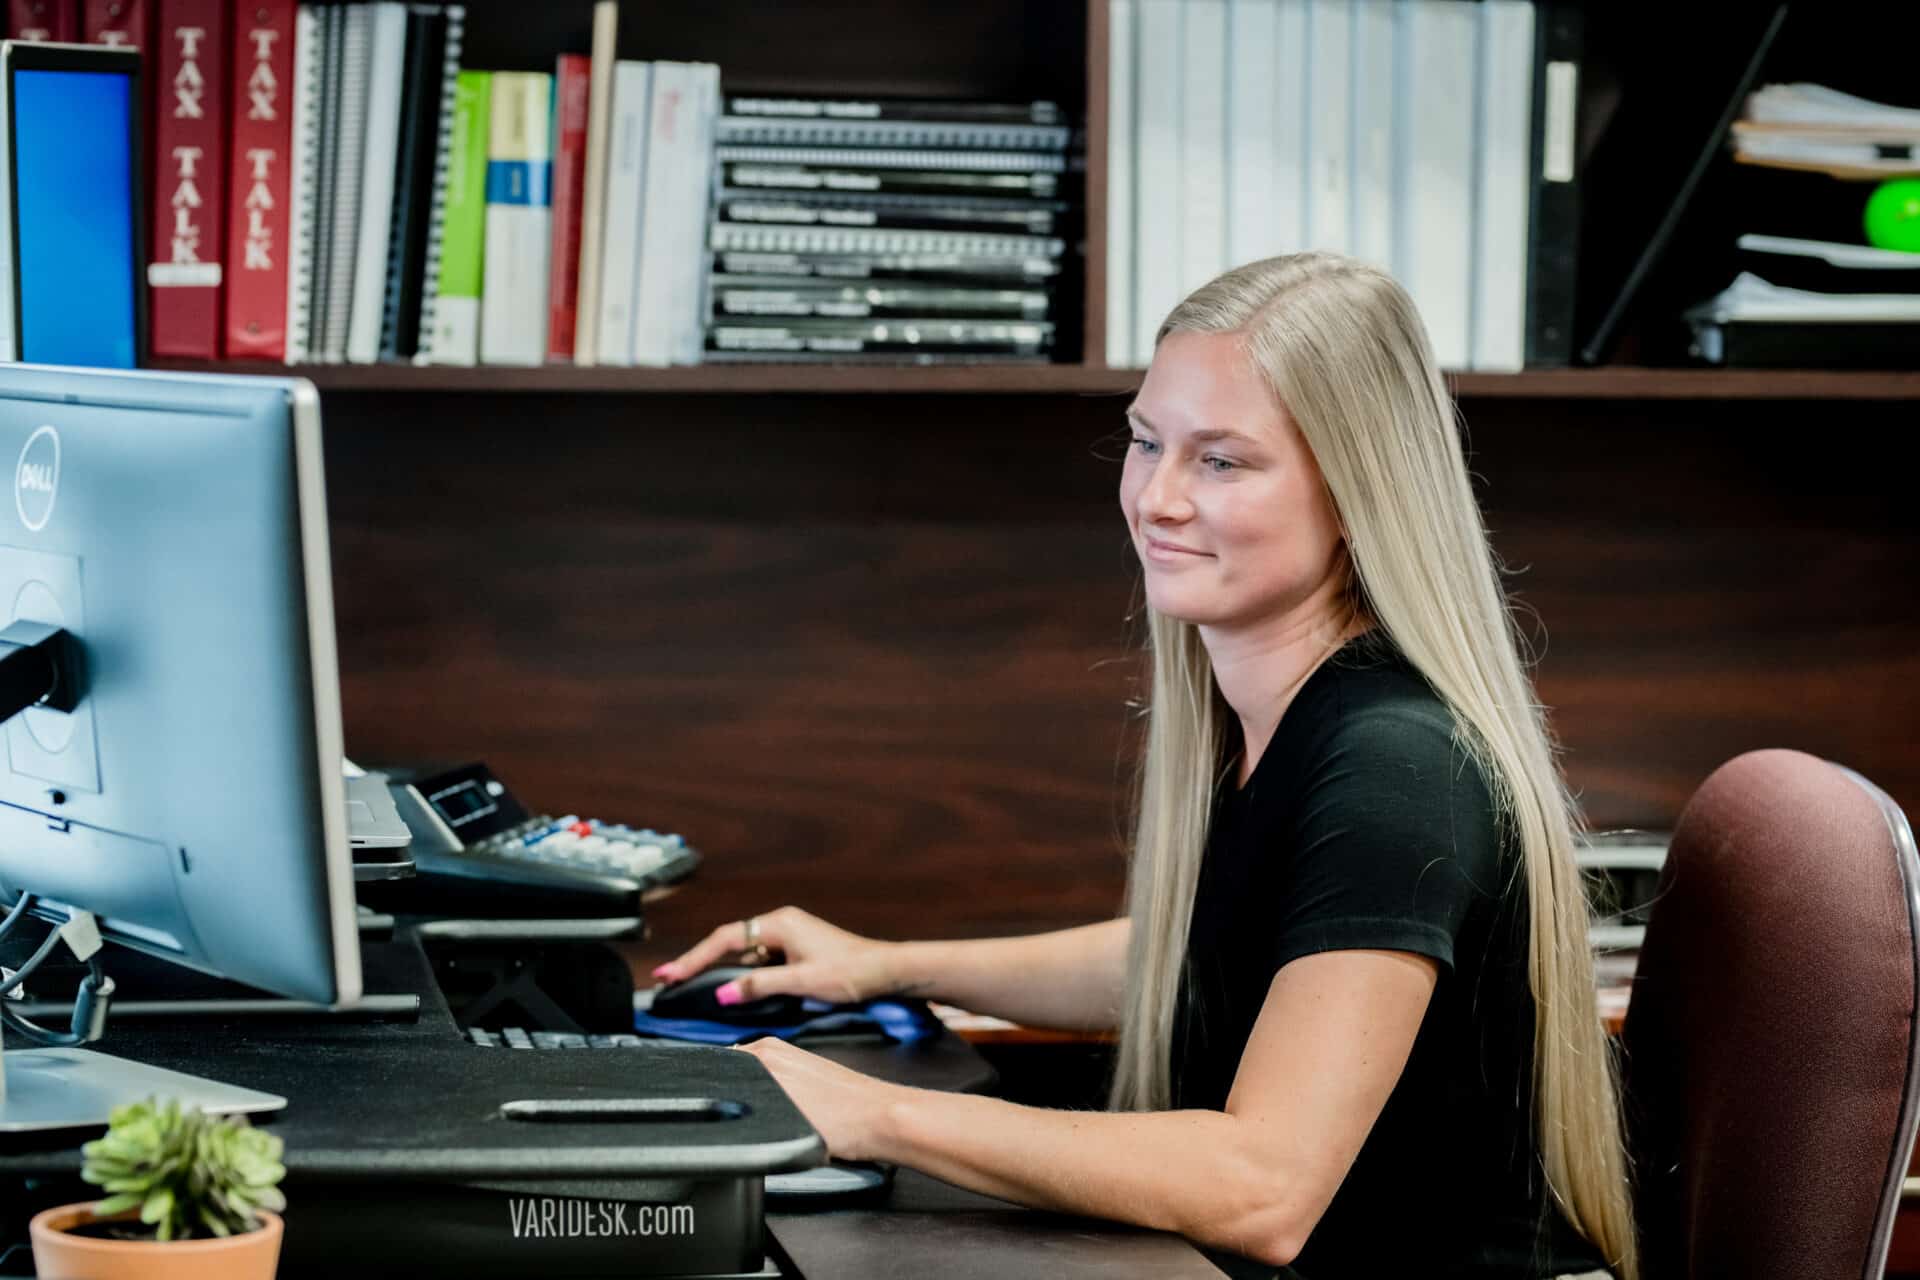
[654,253,1636,1279]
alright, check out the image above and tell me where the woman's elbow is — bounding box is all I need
[1183,1161,1315,1269]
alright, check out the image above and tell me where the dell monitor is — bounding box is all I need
[0,365,359,1131]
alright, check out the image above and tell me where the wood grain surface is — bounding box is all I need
[322,389,1918,947]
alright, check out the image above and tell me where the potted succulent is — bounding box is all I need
[28,1098,287,1280]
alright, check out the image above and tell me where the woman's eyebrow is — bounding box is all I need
[1126,409,1262,447]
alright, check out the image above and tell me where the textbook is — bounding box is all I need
[426,69,489,364]
[478,69,552,364]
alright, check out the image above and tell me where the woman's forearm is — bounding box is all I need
[874,1085,1304,1269]
[885,917,1128,1033]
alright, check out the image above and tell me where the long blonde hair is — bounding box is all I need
[1108,253,1637,1278]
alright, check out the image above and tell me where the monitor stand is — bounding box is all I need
[0,1038,285,1135]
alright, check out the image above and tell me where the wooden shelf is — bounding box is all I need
[149,360,1920,399]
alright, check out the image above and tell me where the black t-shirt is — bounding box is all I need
[1170,632,1612,1280]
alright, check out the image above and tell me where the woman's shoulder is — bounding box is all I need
[1309,630,1458,744]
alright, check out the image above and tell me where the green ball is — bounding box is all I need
[1864,179,1920,253]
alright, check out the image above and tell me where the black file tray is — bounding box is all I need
[0,936,824,1278]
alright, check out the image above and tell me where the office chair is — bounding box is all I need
[1620,749,1920,1279]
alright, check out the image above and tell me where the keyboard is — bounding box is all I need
[469,1026,665,1049]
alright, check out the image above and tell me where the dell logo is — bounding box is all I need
[15,425,60,532]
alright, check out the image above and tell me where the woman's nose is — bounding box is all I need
[1135,459,1192,522]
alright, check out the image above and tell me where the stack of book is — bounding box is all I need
[1684,83,1920,366]
[701,95,1075,364]
[1105,0,1581,373]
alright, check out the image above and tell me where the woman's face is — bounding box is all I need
[1120,330,1350,631]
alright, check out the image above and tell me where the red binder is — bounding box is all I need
[81,0,148,46]
[546,53,591,363]
[147,0,227,359]
[222,0,294,359]
[6,0,79,41]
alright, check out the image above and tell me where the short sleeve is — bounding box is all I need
[1268,705,1505,975]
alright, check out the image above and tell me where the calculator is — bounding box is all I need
[367,761,700,918]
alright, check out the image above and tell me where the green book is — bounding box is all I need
[428,71,492,365]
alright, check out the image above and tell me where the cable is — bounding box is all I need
[0,890,35,943]
[0,925,63,1000]
[0,955,112,1047]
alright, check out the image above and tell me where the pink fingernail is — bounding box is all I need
[715,983,742,1006]
[652,965,677,980]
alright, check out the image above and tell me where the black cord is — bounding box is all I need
[0,891,34,943]
[0,926,62,1000]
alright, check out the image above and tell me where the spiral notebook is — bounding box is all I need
[409,3,466,364]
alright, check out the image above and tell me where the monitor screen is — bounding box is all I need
[0,367,358,1009]
[10,67,139,368]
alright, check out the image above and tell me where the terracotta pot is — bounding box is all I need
[29,1203,283,1280]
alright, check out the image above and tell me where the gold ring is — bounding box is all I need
[742,917,771,965]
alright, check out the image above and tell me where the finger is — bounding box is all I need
[653,919,755,982]
[714,962,828,1007]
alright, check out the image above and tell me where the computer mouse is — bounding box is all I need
[649,965,810,1025]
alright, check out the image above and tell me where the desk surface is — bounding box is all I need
[1,920,1221,1280]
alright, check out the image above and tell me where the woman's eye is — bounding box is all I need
[1203,455,1239,473]
[1130,436,1160,456]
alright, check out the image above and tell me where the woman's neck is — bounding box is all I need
[1202,595,1370,789]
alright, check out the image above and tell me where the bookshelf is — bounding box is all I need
[150,361,1920,399]
[127,0,1911,989]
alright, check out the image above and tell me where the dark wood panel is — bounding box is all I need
[322,391,1920,942]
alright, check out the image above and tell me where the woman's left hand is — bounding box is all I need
[733,1038,906,1163]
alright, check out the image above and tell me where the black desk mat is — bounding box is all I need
[0,936,824,1181]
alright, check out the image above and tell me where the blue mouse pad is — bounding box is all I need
[631,996,944,1046]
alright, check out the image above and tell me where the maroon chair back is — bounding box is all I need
[1621,749,1920,1279]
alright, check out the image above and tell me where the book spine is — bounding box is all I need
[709,222,1063,259]
[1470,0,1535,373]
[428,69,488,365]
[596,59,649,367]
[1394,0,1475,371]
[672,61,718,365]
[715,198,1059,237]
[284,2,319,363]
[7,0,79,40]
[222,0,296,359]
[1132,0,1179,361]
[376,4,442,361]
[315,3,370,362]
[82,0,148,46]
[478,70,551,364]
[545,52,589,362]
[1528,0,1582,366]
[410,2,463,363]
[147,0,227,359]
[631,60,689,367]
[713,117,1071,151]
[1304,0,1351,255]
[1107,0,1133,367]
[570,0,617,365]
[713,145,1067,174]
[714,250,1062,286]
[724,95,1063,126]
[306,3,341,360]
[723,163,1061,200]
[1179,0,1227,295]
[345,1,406,364]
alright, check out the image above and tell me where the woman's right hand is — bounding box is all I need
[650,907,908,1007]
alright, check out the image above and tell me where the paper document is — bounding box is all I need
[1686,272,1920,324]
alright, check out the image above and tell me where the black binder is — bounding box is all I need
[379,5,449,361]
[1523,1,1584,367]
